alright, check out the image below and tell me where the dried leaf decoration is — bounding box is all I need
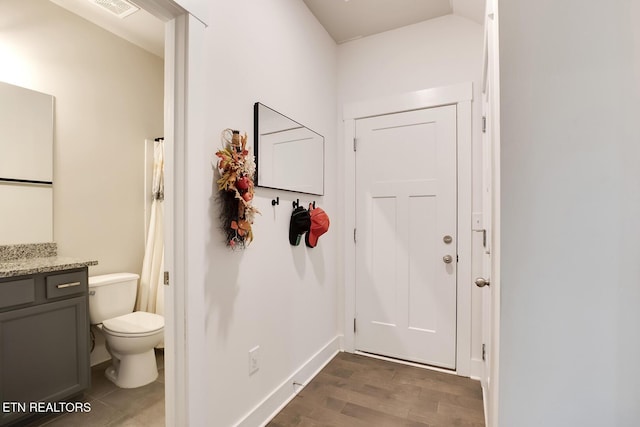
[214,129,259,248]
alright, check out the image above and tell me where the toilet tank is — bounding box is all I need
[88,273,139,324]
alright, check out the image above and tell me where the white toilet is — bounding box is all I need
[88,273,164,389]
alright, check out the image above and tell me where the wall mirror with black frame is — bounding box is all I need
[254,102,324,196]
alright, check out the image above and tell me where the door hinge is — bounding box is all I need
[353,137,358,152]
[456,255,459,262]
[353,228,357,243]
[354,318,357,333]
[482,116,487,133]
[482,343,486,361]
[164,271,170,286]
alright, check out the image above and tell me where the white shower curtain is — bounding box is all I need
[137,139,164,322]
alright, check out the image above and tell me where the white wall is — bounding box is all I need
[499,1,640,426]
[337,14,486,372]
[198,1,338,425]
[338,14,483,105]
[0,0,164,275]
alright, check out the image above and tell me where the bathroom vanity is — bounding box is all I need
[0,244,97,426]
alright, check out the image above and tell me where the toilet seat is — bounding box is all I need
[102,311,164,337]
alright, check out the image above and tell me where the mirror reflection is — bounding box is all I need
[0,81,54,244]
[254,103,324,196]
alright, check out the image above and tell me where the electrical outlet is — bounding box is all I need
[249,346,260,375]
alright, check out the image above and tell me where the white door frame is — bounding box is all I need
[342,82,474,377]
[482,0,501,424]
[127,1,207,425]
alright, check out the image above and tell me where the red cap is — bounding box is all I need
[305,207,330,248]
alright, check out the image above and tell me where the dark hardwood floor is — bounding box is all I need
[268,352,485,427]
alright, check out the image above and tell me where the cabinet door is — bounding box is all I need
[0,296,89,425]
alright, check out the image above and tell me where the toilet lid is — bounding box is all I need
[102,311,164,335]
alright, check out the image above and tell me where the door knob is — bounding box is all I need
[443,255,453,264]
[475,277,490,287]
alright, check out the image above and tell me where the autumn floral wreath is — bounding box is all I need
[214,129,260,248]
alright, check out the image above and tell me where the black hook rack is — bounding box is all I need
[292,199,300,209]
[271,197,280,206]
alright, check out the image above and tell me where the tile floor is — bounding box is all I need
[22,350,165,427]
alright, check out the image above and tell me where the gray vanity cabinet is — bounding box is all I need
[0,268,90,426]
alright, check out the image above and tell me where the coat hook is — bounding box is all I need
[312,201,316,209]
[271,197,280,206]
[292,199,300,209]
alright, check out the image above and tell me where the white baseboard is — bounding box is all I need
[234,335,343,427]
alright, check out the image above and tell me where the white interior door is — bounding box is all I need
[355,105,458,369]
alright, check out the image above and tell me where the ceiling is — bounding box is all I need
[50,0,165,58]
[303,0,485,43]
[48,0,485,58]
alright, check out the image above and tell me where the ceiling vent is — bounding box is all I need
[88,0,139,18]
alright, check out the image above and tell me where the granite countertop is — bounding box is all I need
[0,243,98,278]
[0,256,98,278]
